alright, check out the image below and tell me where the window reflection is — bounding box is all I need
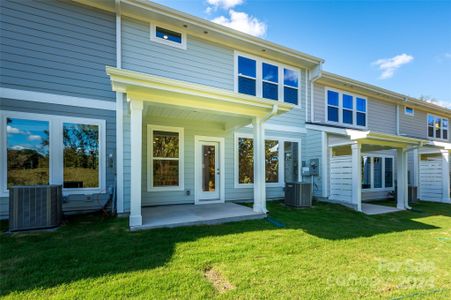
[63,123,99,188]
[7,118,49,187]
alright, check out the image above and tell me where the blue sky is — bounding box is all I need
[152,0,451,107]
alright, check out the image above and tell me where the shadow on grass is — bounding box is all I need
[0,201,448,296]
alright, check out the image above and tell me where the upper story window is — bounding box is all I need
[150,23,187,50]
[428,114,448,140]
[326,88,367,128]
[235,52,300,105]
[404,106,414,116]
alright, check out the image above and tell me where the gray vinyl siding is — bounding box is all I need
[312,83,397,135]
[302,129,323,197]
[0,98,116,219]
[0,0,116,101]
[121,17,234,91]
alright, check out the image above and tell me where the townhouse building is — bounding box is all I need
[0,0,449,229]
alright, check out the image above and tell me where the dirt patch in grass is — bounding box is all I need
[204,267,235,294]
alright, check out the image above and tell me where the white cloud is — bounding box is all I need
[11,145,25,151]
[421,98,451,109]
[28,134,42,141]
[207,0,244,10]
[372,53,414,79]
[212,9,267,37]
[7,125,21,134]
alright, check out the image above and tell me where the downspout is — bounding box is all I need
[310,63,323,123]
[396,105,400,135]
[262,104,278,123]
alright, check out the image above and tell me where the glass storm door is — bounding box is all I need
[199,141,220,201]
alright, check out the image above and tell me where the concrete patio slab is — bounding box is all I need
[362,203,402,215]
[132,202,265,230]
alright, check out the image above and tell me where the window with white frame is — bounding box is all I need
[150,23,186,50]
[1,112,105,195]
[404,106,414,116]
[148,125,184,191]
[63,123,100,189]
[235,134,297,187]
[236,136,281,185]
[327,88,367,127]
[427,114,448,140]
[361,155,394,190]
[235,53,300,105]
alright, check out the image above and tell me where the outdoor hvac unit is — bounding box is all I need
[284,182,312,208]
[9,185,63,232]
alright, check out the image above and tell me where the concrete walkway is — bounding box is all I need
[133,202,265,230]
[361,203,402,215]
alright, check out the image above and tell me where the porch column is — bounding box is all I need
[440,149,450,203]
[351,143,362,211]
[253,117,267,213]
[129,99,143,227]
[396,148,409,209]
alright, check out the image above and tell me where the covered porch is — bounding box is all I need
[326,128,425,213]
[107,67,293,229]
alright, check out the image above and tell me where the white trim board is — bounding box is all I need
[0,88,116,111]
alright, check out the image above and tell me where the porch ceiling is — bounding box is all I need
[106,67,294,119]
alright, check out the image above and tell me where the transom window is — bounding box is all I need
[361,155,394,190]
[1,112,105,196]
[326,88,367,127]
[150,23,186,50]
[235,53,300,105]
[427,114,448,140]
[147,125,184,191]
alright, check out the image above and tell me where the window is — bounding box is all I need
[235,134,288,187]
[238,137,254,184]
[404,106,414,116]
[1,112,106,196]
[427,114,448,140]
[262,63,278,100]
[63,123,99,188]
[235,52,301,105]
[342,94,353,124]
[238,56,257,96]
[6,118,49,188]
[284,68,299,105]
[265,140,279,183]
[361,155,394,190]
[326,88,367,127]
[150,23,186,49]
[327,90,339,122]
[148,126,184,191]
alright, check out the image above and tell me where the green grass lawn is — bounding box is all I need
[1,201,450,299]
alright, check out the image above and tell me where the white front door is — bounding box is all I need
[195,136,225,204]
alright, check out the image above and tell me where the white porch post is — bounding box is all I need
[396,148,408,209]
[440,149,450,203]
[351,143,362,211]
[129,99,143,227]
[253,117,267,213]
